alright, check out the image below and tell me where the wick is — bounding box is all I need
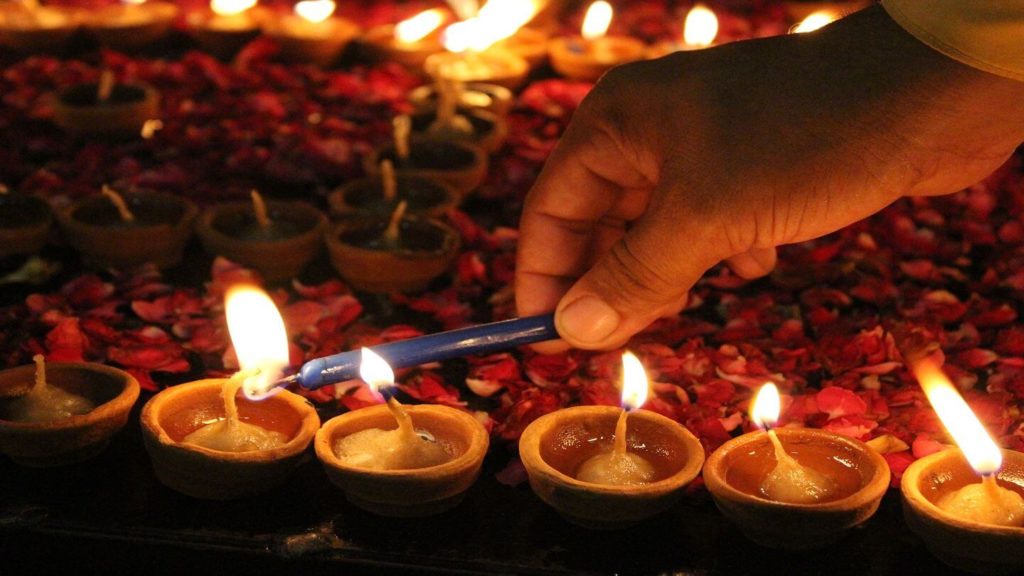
[223,368,259,428]
[386,396,418,443]
[384,200,408,248]
[380,159,397,204]
[393,115,411,162]
[250,190,271,230]
[435,76,458,125]
[428,76,474,138]
[767,428,799,468]
[32,353,46,392]
[97,70,115,104]
[101,185,136,223]
[982,473,1001,493]
[612,408,629,458]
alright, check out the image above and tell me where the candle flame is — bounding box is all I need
[211,0,256,17]
[792,10,838,33]
[122,0,147,5]
[359,347,395,400]
[294,0,335,23]
[620,351,649,411]
[442,0,539,52]
[225,285,290,400]
[912,358,1003,476]
[750,382,781,429]
[683,4,717,47]
[396,8,447,43]
[581,0,612,40]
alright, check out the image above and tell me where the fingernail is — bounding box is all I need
[558,296,620,344]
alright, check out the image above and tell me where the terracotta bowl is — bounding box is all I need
[703,428,890,549]
[548,36,646,82]
[901,448,1024,575]
[359,24,444,69]
[0,6,82,54]
[328,175,458,219]
[325,215,460,293]
[0,194,52,259]
[141,379,320,500]
[408,82,514,117]
[263,17,360,67]
[364,139,488,199]
[185,9,265,59]
[52,82,160,139]
[424,47,529,91]
[0,362,139,467]
[316,403,489,517]
[519,406,705,529]
[196,200,327,283]
[409,108,508,154]
[85,2,179,51]
[497,27,549,70]
[57,190,197,270]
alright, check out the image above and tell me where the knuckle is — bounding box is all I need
[595,239,679,308]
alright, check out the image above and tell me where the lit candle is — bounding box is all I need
[548,1,645,82]
[423,0,531,89]
[204,0,258,31]
[361,8,448,68]
[790,10,839,34]
[395,8,446,46]
[2,354,94,423]
[277,0,336,38]
[647,4,718,59]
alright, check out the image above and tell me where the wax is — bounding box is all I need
[183,374,287,452]
[937,475,1024,527]
[576,409,655,485]
[3,355,93,423]
[333,397,450,470]
[760,429,837,504]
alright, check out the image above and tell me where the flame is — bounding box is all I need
[792,10,838,33]
[210,0,256,17]
[913,359,1003,475]
[750,382,781,429]
[683,4,717,47]
[122,0,147,5]
[442,0,539,53]
[359,347,395,398]
[396,8,447,43]
[581,0,612,40]
[294,0,335,23]
[620,351,649,411]
[225,285,290,400]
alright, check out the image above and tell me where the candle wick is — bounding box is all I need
[386,395,418,442]
[223,368,259,428]
[32,353,46,392]
[393,115,411,162]
[612,408,629,458]
[767,427,797,467]
[380,159,398,204]
[101,185,136,223]
[97,70,115,104]
[250,189,272,230]
[384,200,408,248]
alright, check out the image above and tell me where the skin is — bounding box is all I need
[515,5,1024,352]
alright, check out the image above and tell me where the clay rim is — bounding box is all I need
[197,200,328,244]
[0,362,140,430]
[367,138,487,175]
[59,190,197,232]
[704,427,891,512]
[140,379,321,463]
[315,403,489,479]
[185,6,269,30]
[548,35,647,62]
[328,176,456,216]
[325,215,460,258]
[360,24,443,52]
[0,6,83,32]
[262,16,360,42]
[901,447,1024,536]
[408,83,513,114]
[84,2,179,30]
[519,405,706,497]
[55,82,160,112]
[424,47,529,83]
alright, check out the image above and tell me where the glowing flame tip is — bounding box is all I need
[210,0,257,17]
[683,3,717,47]
[359,347,395,399]
[581,0,612,40]
[294,0,335,23]
[225,284,290,400]
[620,351,649,411]
[395,8,446,44]
[750,382,781,429]
[792,10,838,33]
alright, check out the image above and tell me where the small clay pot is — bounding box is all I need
[424,47,529,91]
[0,194,52,259]
[328,175,458,219]
[141,379,320,500]
[56,190,197,270]
[185,8,265,59]
[263,17,360,67]
[409,108,508,154]
[360,24,444,69]
[901,448,1024,575]
[0,362,139,467]
[85,2,178,51]
[548,36,646,82]
[364,139,488,198]
[0,6,82,54]
[496,27,549,70]
[703,428,890,550]
[519,405,705,529]
[52,82,160,139]
[408,82,514,117]
[782,0,870,22]
[196,200,327,283]
[325,215,460,293]
[316,403,489,517]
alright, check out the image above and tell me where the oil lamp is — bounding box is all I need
[361,8,448,68]
[186,0,263,58]
[548,1,645,82]
[0,189,52,260]
[262,0,360,67]
[85,0,179,51]
[0,1,80,54]
[328,160,459,219]
[648,3,718,58]
[51,71,161,139]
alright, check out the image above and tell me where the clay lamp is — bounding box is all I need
[0,355,140,467]
[549,1,645,82]
[0,1,81,54]
[142,285,320,499]
[703,383,890,549]
[495,26,549,70]
[408,81,513,117]
[900,359,1024,574]
[365,115,488,198]
[262,0,360,67]
[56,186,198,270]
[424,47,528,92]
[52,70,160,139]
[409,76,508,153]
[316,348,488,516]
[84,0,179,52]
[0,187,52,260]
[647,3,717,59]
[186,0,264,59]
[361,8,448,69]
[328,160,458,219]
[196,190,327,283]
[520,352,705,529]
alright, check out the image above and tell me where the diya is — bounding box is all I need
[316,348,488,516]
[424,47,529,91]
[0,190,52,260]
[186,0,265,59]
[0,355,139,467]
[408,81,513,117]
[0,2,81,54]
[84,1,179,52]
[494,26,549,70]
[196,191,327,283]
[647,3,718,59]
[408,78,508,153]
[520,352,705,529]
[262,0,360,67]
[51,71,160,139]
[328,161,458,219]
[549,1,645,82]
[703,383,890,549]
[360,8,447,69]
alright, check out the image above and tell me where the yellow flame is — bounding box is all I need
[620,351,649,411]
[683,3,717,47]
[211,0,256,17]
[913,359,1003,475]
[225,285,290,399]
[294,0,335,23]
[581,0,612,40]
[122,0,147,5]
[792,10,837,33]
[359,347,395,397]
[396,8,447,43]
[442,0,539,52]
[750,382,781,429]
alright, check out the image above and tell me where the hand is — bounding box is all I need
[515,5,1024,351]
